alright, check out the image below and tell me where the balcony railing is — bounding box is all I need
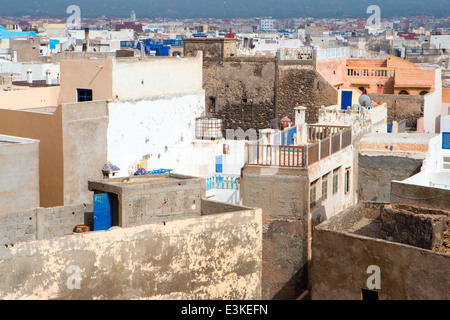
[206,174,240,191]
[246,144,305,168]
[344,66,395,78]
[245,125,352,169]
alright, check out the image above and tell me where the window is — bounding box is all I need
[77,88,93,102]
[345,168,351,194]
[322,173,329,201]
[398,90,409,95]
[209,97,216,113]
[442,132,450,150]
[310,180,318,210]
[332,168,340,195]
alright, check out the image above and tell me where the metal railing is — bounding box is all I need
[206,174,240,191]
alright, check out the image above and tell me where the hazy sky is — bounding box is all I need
[3,0,450,19]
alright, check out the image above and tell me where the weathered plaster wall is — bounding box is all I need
[312,204,450,300]
[0,207,262,300]
[240,166,309,299]
[62,100,109,205]
[106,91,206,178]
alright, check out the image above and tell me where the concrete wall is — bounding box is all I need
[391,181,450,211]
[0,206,262,300]
[88,174,205,228]
[240,166,310,299]
[61,101,109,205]
[0,203,93,246]
[10,38,41,62]
[0,136,39,215]
[0,106,64,208]
[312,204,450,300]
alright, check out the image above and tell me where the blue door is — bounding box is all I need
[215,155,223,173]
[341,90,353,110]
[93,193,113,231]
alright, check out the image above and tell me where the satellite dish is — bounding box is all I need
[359,94,372,107]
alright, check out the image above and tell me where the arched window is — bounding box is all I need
[398,90,410,95]
[419,91,429,96]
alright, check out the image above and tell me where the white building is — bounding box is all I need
[260,19,275,32]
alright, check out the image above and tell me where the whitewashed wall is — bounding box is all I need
[423,68,442,134]
[111,52,203,100]
[106,91,205,177]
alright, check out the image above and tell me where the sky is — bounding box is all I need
[2,0,450,19]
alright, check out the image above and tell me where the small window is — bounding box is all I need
[345,168,351,194]
[332,168,340,195]
[398,90,409,95]
[310,179,318,210]
[322,173,329,201]
[361,288,378,300]
[77,88,93,102]
[209,97,216,113]
[442,132,450,150]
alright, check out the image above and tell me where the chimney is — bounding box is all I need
[26,69,33,84]
[84,27,90,52]
[140,41,145,60]
[45,70,52,85]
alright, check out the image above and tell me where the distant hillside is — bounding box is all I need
[2,0,449,19]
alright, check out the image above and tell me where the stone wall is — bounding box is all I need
[0,206,262,300]
[368,93,424,130]
[277,63,338,121]
[203,58,276,134]
[380,204,449,251]
[202,57,338,135]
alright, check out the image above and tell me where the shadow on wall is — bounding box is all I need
[271,262,309,300]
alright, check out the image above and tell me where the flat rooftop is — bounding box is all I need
[0,134,38,145]
[361,132,438,145]
[318,203,450,255]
